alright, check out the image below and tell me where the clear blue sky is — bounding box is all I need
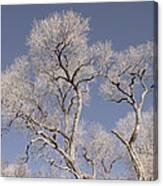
[1,1,155,175]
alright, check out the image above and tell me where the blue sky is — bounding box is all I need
[1,1,155,175]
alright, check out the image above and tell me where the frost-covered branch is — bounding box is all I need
[99,42,154,180]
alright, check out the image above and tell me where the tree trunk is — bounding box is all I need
[129,106,146,180]
[69,89,82,161]
[129,107,141,144]
[112,105,147,180]
[127,144,146,180]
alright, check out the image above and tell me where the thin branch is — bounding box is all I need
[101,156,121,175]
[22,137,44,163]
[118,65,132,76]
[2,113,20,136]
[1,103,23,136]
[57,52,70,81]
[76,75,95,87]
[36,130,82,178]
[128,75,136,96]
[105,74,131,99]
[108,97,132,105]
[62,85,73,105]
[67,95,77,113]
[111,130,129,148]
[43,69,68,83]
[71,60,93,84]
[131,57,144,72]
[22,112,70,143]
[42,125,69,141]
[48,159,79,179]
[82,147,96,178]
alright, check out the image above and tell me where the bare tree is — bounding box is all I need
[98,42,155,180]
[114,110,155,180]
[1,11,113,179]
[1,10,156,180]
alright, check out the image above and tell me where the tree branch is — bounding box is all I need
[1,104,23,136]
[112,129,146,180]
[57,51,70,81]
[118,65,132,76]
[76,75,95,87]
[82,147,96,179]
[22,137,44,163]
[105,74,131,99]
[67,95,77,114]
[108,97,132,105]
[71,60,93,84]
[101,156,121,176]
[48,159,79,179]
[111,130,129,148]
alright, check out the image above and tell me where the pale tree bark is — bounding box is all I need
[99,42,154,179]
[69,89,82,161]
[111,91,152,180]
[20,110,87,179]
[111,98,149,180]
[112,129,146,180]
[1,11,154,179]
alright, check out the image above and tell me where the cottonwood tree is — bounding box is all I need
[1,10,156,180]
[114,110,155,180]
[1,11,115,179]
[98,42,155,180]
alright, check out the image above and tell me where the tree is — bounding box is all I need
[1,10,156,180]
[114,110,155,180]
[99,42,155,180]
[1,11,113,179]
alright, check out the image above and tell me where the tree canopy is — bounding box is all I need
[1,10,156,180]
